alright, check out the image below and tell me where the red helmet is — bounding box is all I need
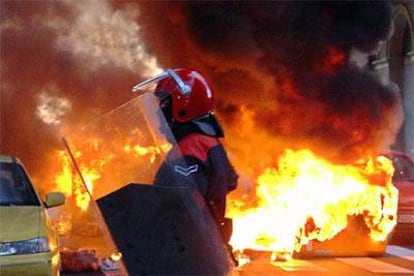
[154,68,214,123]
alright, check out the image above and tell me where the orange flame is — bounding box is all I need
[52,139,170,212]
[227,149,398,260]
[55,150,74,197]
[54,150,98,211]
[124,143,171,163]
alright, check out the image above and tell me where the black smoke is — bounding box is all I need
[135,1,402,162]
[0,1,403,179]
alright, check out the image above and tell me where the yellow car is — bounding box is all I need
[0,154,65,275]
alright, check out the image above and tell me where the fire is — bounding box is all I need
[55,150,75,196]
[124,142,171,163]
[53,138,170,211]
[54,149,101,211]
[48,105,398,263]
[227,149,398,260]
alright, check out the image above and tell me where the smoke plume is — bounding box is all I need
[0,1,403,186]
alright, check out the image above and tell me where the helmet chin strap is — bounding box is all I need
[166,69,191,96]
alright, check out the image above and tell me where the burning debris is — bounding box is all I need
[60,248,121,273]
[60,248,100,273]
[227,149,398,261]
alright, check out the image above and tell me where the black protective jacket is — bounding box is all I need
[154,117,238,223]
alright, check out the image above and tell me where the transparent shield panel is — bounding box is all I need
[53,92,187,274]
[63,92,178,200]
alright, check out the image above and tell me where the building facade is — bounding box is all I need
[373,0,414,158]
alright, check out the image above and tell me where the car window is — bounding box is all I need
[392,155,414,182]
[0,162,40,206]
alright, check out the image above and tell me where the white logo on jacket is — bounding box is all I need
[174,164,199,176]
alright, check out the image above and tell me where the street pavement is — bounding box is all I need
[232,245,414,275]
[61,244,414,275]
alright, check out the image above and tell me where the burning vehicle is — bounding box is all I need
[226,149,399,262]
[0,154,65,275]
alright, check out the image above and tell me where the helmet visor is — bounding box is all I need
[132,71,169,94]
[132,68,190,96]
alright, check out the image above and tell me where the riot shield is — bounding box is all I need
[60,89,234,275]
